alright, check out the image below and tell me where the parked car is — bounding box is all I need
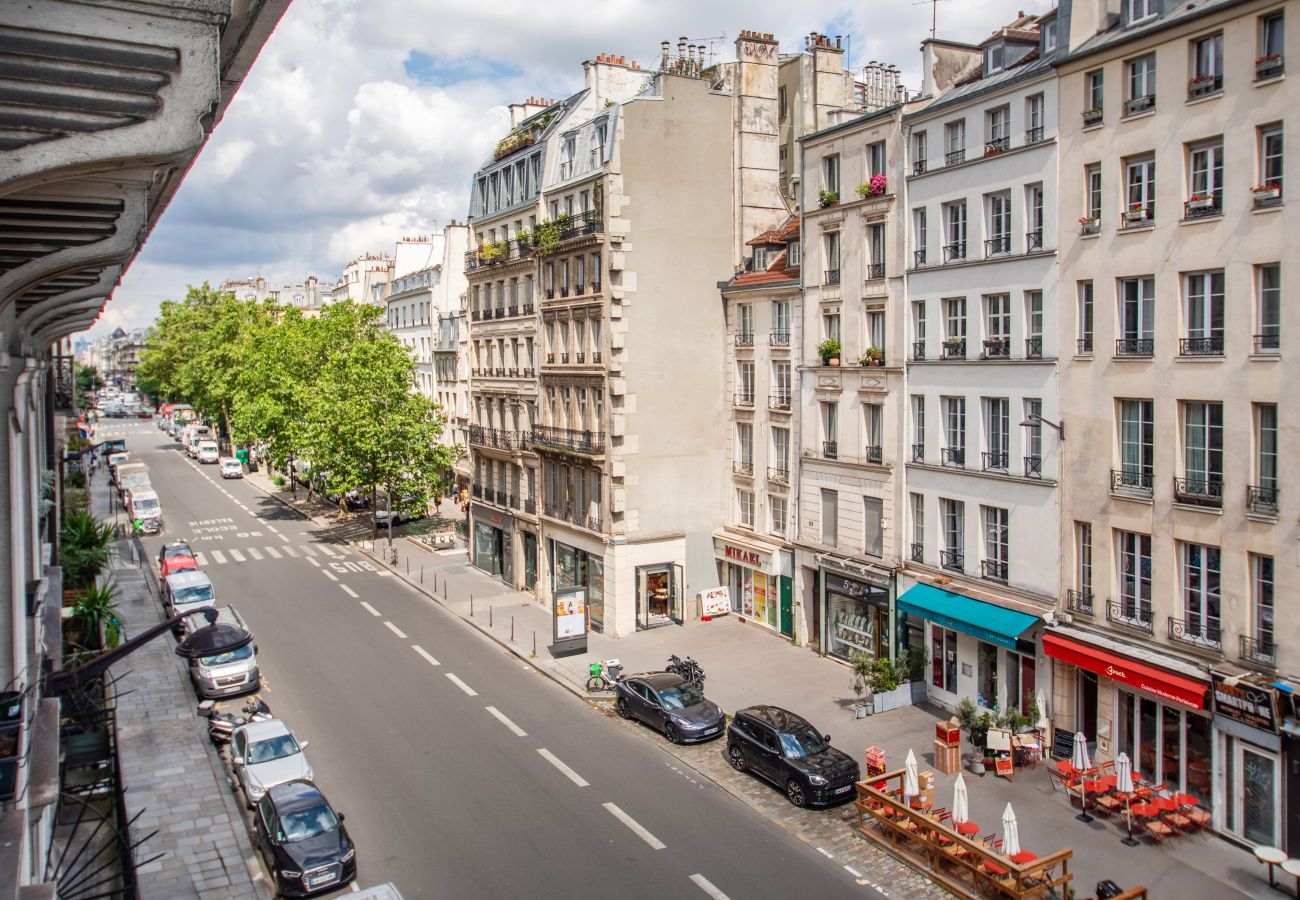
[615,672,725,743]
[231,719,314,808]
[374,493,426,526]
[219,457,244,478]
[163,570,216,628]
[158,540,198,579]
[253,780,356,896]
[184,606,259,698]
[107,451,130,474]
[125,486,162,534]
[197,440,220,464]
[726,705,860,808]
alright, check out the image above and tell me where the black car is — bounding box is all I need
[615,672,725,743]
[253,780,356,896]
[726,705,860,808]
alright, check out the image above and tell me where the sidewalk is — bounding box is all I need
[244,471,1265,899]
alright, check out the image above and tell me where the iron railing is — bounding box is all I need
[941,447,965,468]
[1077,337,1094,354]
[1174,476,1223,508]
[768,466,790,484]
[1025,126,1045,144]
[985,236,1011,258]
[1247,485,1279,515]
[984,137,1010,155]
[943,242,967,264]
[1115,338,1154,357]
[981,450,1009,472]
[735,332,755,347]
[1240,634,1277,667]
[1187,73,1223,99]
[1066,589,1094,616]
[824,269,841,285]
[531,427,605,454]
[981,559,1009,583]
[940,549,964,571]
[1024,455,1042,478]
[1179,336,1224,356]
[1026,230,1043,252]
[823,440,838,460]
[770,330,791,347]
[945,148,966,166]
[1183,197,1223,220]
[1111,468,1153,494]
[912,341,926,361]
[982,338,1011,359]
[1108,601,1153,632]
[1025,337,1043,358]
[734,392,755,407]
[1124,94,1155,116]
[941,339,966,359]
[1254,333,1280,353]
[768,393,792,412]
[910,542,924,563]
[1168,616,1222,652]
[913,160,928,176]
[913,249,927,268]
[864,445,883,465]
[733,460,754,476]
[865,263,885,280]
[911,443,924,463]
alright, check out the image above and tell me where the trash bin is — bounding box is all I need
[235,448,249,465]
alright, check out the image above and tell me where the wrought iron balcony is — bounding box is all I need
[732,460,754,476]
[910,542,924,563]
[591,281,602,294]
[1025,126,1045,144]
[546,288,555,299]
[945,148,966,166]
[824,268,841,285]
[1111,468,1153,495]
[522,302,535,315]
[864,445,883,465]
[1174,476,1223,508]
[1179,336,1223,356]
[1168,616,1222,653]
[1254,333,1280,353]
[767,466,790,484]
[522,367,535,377]
[865,263,885,280]
[560,353,570,364]
[982,338,1011,359]
[471,484,484,500]
[941,339,966,360]
[1247,485,1279,515]
[560,286,570,298]
[1026,230,1043,253]
[770,330,791,347]
[768,393,792,412]
[574,283,585,296]
[524,497,537,514]
[913,160,928,176]
[1240,634,1277,668]
[911,443,924,463]
[493,488,507,505]
[984,236,1011,258]
[735,332,755,347]
[912,341,926,361]
[939,549,964,572]
[1107,600,1153,632]
[546,353,555,364]
[734,392,755,408]
[943,242,967,264]
[981,559,1009,583]
[1025,337,1043,359]
[531,426,605,455]
[981,450,1009,472]
[1077,337,1094,354]
[592,353,602,365]
[1024,455,1042,478]
[575,352,585,364]
[1183,197,1222,220]
[1066,589,1094,616]
[984,137,1010,155]
[1123,94,1155,116]
[1115,338,1154,357]
[913,249,927,268]
[1187,73,1223,99]
[823,440,838,460]
[941,447,965,468]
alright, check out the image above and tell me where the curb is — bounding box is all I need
[241,474,332,527]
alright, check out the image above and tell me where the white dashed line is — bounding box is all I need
[282,545,298,557]
[300,544,317,556]
[323,570,338,581]
[267,525,281,535]
[246,547,263,560]
[485,706,527,737]
[360,602,381,617]
[340,584,358,598]
[263,546,282,558]
[445,673,478,697]
[211,550,227,565]
[383,621,407,639]
[306,557,320,568]
[412,645,440,666]
[536,748,587,787]
[603,802,665,850]
[689,874,731,900]
[228,549,246,562]
[194,552,208,566]
[318,545,339,558]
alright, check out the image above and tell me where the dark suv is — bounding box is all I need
[726,705,860,807]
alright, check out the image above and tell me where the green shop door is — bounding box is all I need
[779,576,794,638]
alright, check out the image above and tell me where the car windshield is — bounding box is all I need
[200,645,253,666]
[248,733,300,764]
[133,498,159,512]
[174,585,214,606]
[658,684,705,710]
[777,725,829,759]
[164,546,190,558]
[281,803,338,842]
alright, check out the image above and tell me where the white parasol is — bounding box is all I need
[1002,802,1021,856]
[1115,751,1134,794]
[904,748,919,798]
[1071,730,1092,772]
[952,772,969,824]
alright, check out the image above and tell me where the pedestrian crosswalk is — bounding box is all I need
[191,543,352,568]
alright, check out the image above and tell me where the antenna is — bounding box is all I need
[913,0,951,40]
[684,33,726,67]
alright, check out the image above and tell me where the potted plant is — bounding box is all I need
[850,650,873,718]
[1187,192,1214,210]
[859,347,884,367]
[817,338,841,366]
[71,579,121,652]
[855,174,887,199]
[818,189,839,208]
[971,711,994,773]
[1124,201,1148,223]
[1081,107,1103,126]
[1252,182,1282,201]
[1256,53,1284,77]
[1078,214,1099,234]
[59,511,114,604]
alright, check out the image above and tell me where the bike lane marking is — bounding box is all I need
[340,585,359,599]
[359,602,381,617]
[411,645,440,666]
[384,621,407,639]
[689,874,732,900]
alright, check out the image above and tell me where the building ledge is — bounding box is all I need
[906,248,1055,275]
[905,460,1056,487]
[27,699,60,811]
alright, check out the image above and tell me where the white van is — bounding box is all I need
[184,606,260,699]
[186,424,211,457]
[126,486,162,534]
[164,570,215,632]
[115,462,151,497]
[196,439,219,464]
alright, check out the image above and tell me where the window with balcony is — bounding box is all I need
[1189,32,1224,98]
[867,224,886,279]
[771,426,790,480]
[986,105,1011,153]
[737,303,754,346]
[1181,271,1224,355]
[823,153,840,195]
[911,395,925,461]
[984,294,1010,358]
[1125,156,1156,223]
[1186,141,1224,218]
[771,361,791,410]
[1179,401,1224,505]
[1082,163,1102,233]
[821,489,838,545]
[1084,70,1104,124]
[824,231,841,284]
[1258,11,1286,79]
[1252,403,1278,514]
[737,488,755,529]
[1116,530,1153,628]
[1125,54,1157,114]
[942,396,966,467]
[1117,399,1154,493]
[736,422,754,475]
[1026,93,1045,143]
[1073,522,1094,614]
[1025,291,1044,358]
[986,193,1011,256]
[1077,280,1095,353]
[912,301,926,359]
[941,498,965,571]
[912,208,928,267]
[913,130,928,174]
[943,297,967,358]
[945,119,966,166]
[1249,555,1275,663]
[910,493,925,563]
[823,311,841,343]
[772,300,791,345]
[1118,276,1155,355]
[822,401,838,459]
[944,201,967,262]
[864,403,883,464]
[770,494,788,538]
[1176,543,1221,649]
[1026,184,1044,251]
[1024,398,1043,476]
[1259,124,1284,206]
[736,361,755,406]
[983,398,1009,472]
[982,506,1009,582]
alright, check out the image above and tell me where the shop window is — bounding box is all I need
[1005,650,1035,716]
[932,626,957,693]
[977,641,999,710]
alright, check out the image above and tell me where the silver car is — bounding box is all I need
[230,718,314,808]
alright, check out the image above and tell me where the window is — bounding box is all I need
[944,201,967,261]
[987,193,1011,254]
[984,398,1010,470]
[942,396,966,466]
[1179,543,1221,642]
[911,395,925,459]
[913,130,928,172]
[986,43,1005,74]
[1116,530,1152,623]
[1260,124,1284,195]
[1024,398,1043,472]
[913,208,928,265]
[910,493,925,560]
[737,361,755,403]
[1190,33,1224,93]
[982,506,1009,582]
[752,246,768,271]
[773,300,791,342]
[1181,401,1224,497]
[821,401,838,454]
[787,240,801,267]
[984,294,1010,357]
[823,311,841,342]
[823,154,840,194]
[821,489,838,545]
[1128,0,1155,24]
[738,303,754,342]
[867,141,886,179]
[864,403,883,458]
[771,426,790,476]
[987,106,1010,150]
[1119,399,1155,489]
[932,626,958,693]
[1085,69,1105,115]
[1043,20,1058,52]
[867,224,885,276]
[1188,141,1224,209]
[1026,291,1043,357]
[941,498,965,570]
[1255,403,1278,496]
[912,301,927,352]
[770,495,787,537]
[1076,279,1097,353]
[1075,522,1093,596]
[1260,11,1285,77]
[825,232,841,282]
[1118,277,1155,350]
[863,496,884,558]
[1026,184,1044,249]
[866,310,885,354]
[1256,263,1280,351]
[736,422,753,470]
[1252,554,1275,650]
[1182,271,1224,353]
[943,297,966,357]
[1126,54,1157,112]
[737,489,755,528]
[1126,156,1156,219]
[772,361,791,406]
[1026,94,1045,142]
[1086,164,1103,222]
[945,119,966,165]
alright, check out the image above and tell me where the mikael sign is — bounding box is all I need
[723,544,763,568]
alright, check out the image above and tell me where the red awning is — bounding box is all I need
[1043,633,1208,711]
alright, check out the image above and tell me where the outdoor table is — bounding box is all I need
[955,821,981,837]
[1255,846,1287,888]
[1129,802,1159,819]
[1170,792,1198,807]
[1282,858,1300,898]
[1010,850,1038,865]
[1151,796,1178,813]
[1093,774,1118,790]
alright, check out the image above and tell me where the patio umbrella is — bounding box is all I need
[1034,688,1050,730]
[904,748,919,798]
[1071,730,1092,772]
[952,773,969,824]
[1002,803,1021,856]
[1115,752,1134,795]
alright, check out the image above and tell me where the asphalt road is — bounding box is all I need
[107,420,868,900]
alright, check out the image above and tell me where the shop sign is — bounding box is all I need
[723,544,763,568]
[699,586,730,617]
[1212,674,1277,734]
[471,503,511,531]
[825,572,887,601]
[817,553,891,588]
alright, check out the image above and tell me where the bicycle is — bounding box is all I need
[586,658,623,693]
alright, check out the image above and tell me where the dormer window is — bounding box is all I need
[1127,0,1157,25]
[1043,20,1058,52]
[788,240,801,267]
[986,44,1006,74]
[753,247,768,271]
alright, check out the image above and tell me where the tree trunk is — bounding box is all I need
[221,401,234,451]
[370,486,378,537]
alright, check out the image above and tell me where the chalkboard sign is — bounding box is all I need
[1051,727,1075,760]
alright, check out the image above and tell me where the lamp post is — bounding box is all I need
[1019,413,1065,441]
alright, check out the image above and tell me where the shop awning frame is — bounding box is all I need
[1042,632,1208,711]
[896,583,1040,650]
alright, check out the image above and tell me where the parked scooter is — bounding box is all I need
[201,696,272,746]
[665,654,705,687]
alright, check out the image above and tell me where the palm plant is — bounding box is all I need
[71,579,121,651]
[59,511,115,590]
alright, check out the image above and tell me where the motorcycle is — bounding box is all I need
[665,654,705,687]
[201,696,272,746]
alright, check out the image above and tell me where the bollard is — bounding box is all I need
[511,616,515,642]
[406,557,409,575]
[470,594,474,616]
[533,631,536,656]
[420,565,424,584]
[490,605,494,627]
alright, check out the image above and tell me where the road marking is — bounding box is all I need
[817,847,834,859]
[360,601,381,617]
[603,802,666,850]
[229,549,246,562]
[323,570,338,581]
[267,525,281,535]
[306,557,320,568]
[485,706,527,736]
[318,544,339,557]
[384,621,407,639]
[412,645,440,666]
[844,865,864,878]
[194,552,208,566]
[536,748,587,787]
[211,550,228,565]
[282,545,298,557]
[246,547,263,560]
[300,544,317,556]
[445,673,478,697]
[689,874,731,900]
[340,584,359,598]
[263,546,282,558]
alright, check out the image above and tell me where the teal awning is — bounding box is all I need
[897,583,1040,650]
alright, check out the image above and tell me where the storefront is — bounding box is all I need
[816,554,904,663]
[636,564,682,630]
[1211,669,1282,848]
[471,503,513,582]
[551,539,604,632]
[898,582,1041,714]
[714,533,793,638]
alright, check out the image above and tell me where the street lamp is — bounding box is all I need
[1019,413,1065,441]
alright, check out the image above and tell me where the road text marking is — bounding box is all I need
[384,621,408,639]
[485,706,527,737]
[360,602,381,617]
[412,645,440,666]
[603,802,666,850]
[537,748,588,787]
[689,874,731,900]
[445,673,478,697]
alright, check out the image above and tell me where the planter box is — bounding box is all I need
[1187,197,1214,210]
[1254,188,1282,201]
[1124,209,1149,223]
[871,682,923,714]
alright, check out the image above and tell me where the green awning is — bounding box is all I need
[897,583,1040,650]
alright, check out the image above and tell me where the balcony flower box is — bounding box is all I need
[1186,194,1215,210]
[856,174,888,199]
[1255,54,1283,78]
[818,189,839,208]
[1078,215,1099,235]
[1081,107,1103,127]
[1123,204,1149,223]
[1252,183,1282,202]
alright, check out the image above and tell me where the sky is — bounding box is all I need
[85,0,1052,338]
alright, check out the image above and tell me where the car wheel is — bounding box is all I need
[786,779,807,808]
[727,744,746,772]
[664,722,680,744]
[616,697,632,719]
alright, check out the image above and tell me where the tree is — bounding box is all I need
[231,307,313,470]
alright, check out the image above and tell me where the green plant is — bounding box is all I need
[818,189,839,207]
[816,338,841,362]
[849,650,874,700]
[59,511,115,590]
[866,656,899,694]
[273,474,286,487]
[859,346,883,366]
[66,470,86,489]
[1023,691,1041,729]
[957,697,978,731]
[71,579,120,651]
[970,711,993,752]
[62,487,89,517]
